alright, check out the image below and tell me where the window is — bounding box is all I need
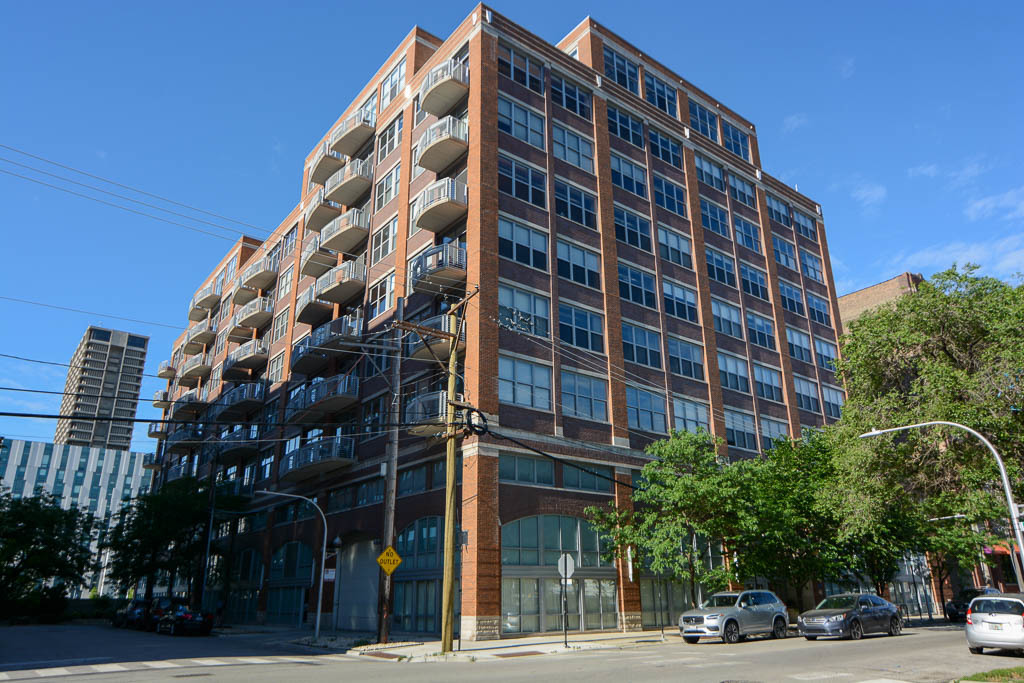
[377,115,403,161]
[673,397,709,434]
[614,206,652,251]
[557,241,600,288]
[734,216,761,253]
[499,156,546,208]
[794,377,821,413]
[610,154,647,197]
[800,250,825,283]
[361,394,388,438]
[561,370,608,421]
[779,281,805,315]
[371,217,398,264]
[367,273,395,319]
[822,386,845,419]
[618,264,657,308]
[607,105,644,147]
[658,228,692,268]
[747,312,776,350]
[689,101,718,141]
[500,454,554,486]
[787,328,813,363]
[499,356,551,410]
[724,410,758,451]
[498,218,548,270]
[712,299,743,338]
[740,264,769,300]
[379,57,406,109]
[729,175,756,208]
[563,463,613,493]
[794,211,817,241]
[807,293,831,326]
[718,353,750,392]
[649,129,682,167]
[663,280,698,322]
[773,235,798,270]
[622,322,661,368]
[653,175,687,217]
[272,308,289,343]
[413,95,426,126]
[498,43,543,93]
[766,195,792,226]
[499,284,550,337]
[552,126,594,172]
[551,75,591,119]
[705,247,736,286]
[815,338,838,371]
[375,164,400,211]
[626,386,667,432]
[722,121,750,161]
[397,465,427,497]
[356,478,385,506]
[498,97,545,149]
[753,364,783,402]
[667,337,704,380]
[760,417,788,451]
[559,303,604,352]
[259,452,274,480]
[694,154,725,191]
[644,73,677,116]
[700,199,730,238]
[267,352,284,383]
[603,46,638,94]
[274,266,293,304]
[553,181,597,228]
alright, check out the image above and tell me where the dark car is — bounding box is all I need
[798,593,902,641]
[947,587,1001,622]
[156,603,214,636]
[112,598,149,629]
[145,596,190,631]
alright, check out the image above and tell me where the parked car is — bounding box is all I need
[111,599,149,629]
[797,593,901,640]
[679,590,789,644]
[145,596,190,631]
[155,603,214,636]
[947,586,1000,622]
[965,593,1024,654]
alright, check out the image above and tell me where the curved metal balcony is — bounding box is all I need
[279,435,356,482]
[412,178,468,233]
[217,478,254,498]
[405,391,460,436]
[157,360,176,380]
[308,141,347,186]
[240,254,279,292]
[223,339,270,380]
[416,116,469,173]
[300,236,337,278]
[217,425,261,458]
[152,390,171,410]
[316,257,366,304]
[409,244,466,295]
[142,452,162,470]
[166,463,188,482]
[329,109,376,157]
[290,314,363,375]
[211,382,266,421]
[324,157,373,207]
[407,315,466,361]
[147,421,168,439]
[165,424,205,453]
[319,208,369,254]
[187,281,222,322]
[169,389,207,419]
[418,60,470,117]
[180,353,212,382]
[295,285,333,325]
[303,187,344,233]
[229,297,273,340]
[286,374,360,424]
[183,320,217,355]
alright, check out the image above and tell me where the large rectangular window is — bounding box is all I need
[498,356,552,410]
[618,264,657,308]
[794,211,818,241]
[371,217,398,264]
[766,195,792,226]
[278,264,293,302]
[724,409,758,451]
[761,417,788,451]
[561,370,608,422]
[267,352,284,384]
[718,352,750,393]
[658,227,692,268]
[753,364,783,402]
[712,299,743,339]
[563,463,613,493]
[644,72,677,115]
[559,303,604,352]
[689,100,718,141]
[694,154,725,191]
[499,156,546,208]
[740,264,769,300]
[377,115,403,161]
[498,218,548,270]
[375,164,400,211]
[807,293,832,326]
[822,386,845,419]
[367,273,395,319]
[626,386,667,432]
[272,308,289,343]
[773,235,798,270]
[379,57,406,109]
[499,43,543,93]
[729,175,756,208]
[614,206,652,251]
[722,121,750,161]
[649,128,682,167]
[498,97,545,149]
[705,247,736,286]
[815,338,838,371]
[554,181,597,228]
[700,199,730,238]
[800,250,825,283]
[787,328,813,363]
[499,284,550,338]
[734,216,761,253]
[673,397,709,434]
[667,337,704,380]
[603,46,639,94]
[607,105,644,147]
[663,280,698,322]
[794,377,821,413]
[653,175,687,217]
[622,322,662,368]
[779,281,805,315]
[500,454,554,486]
[557,241,600,288]
[610,154,647,197]
[553,125,594,172]
[551,75,591,119]
[746,312,776,350]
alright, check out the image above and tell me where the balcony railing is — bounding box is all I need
[147,422,168,439]
[218,425,261,456]
[290,314,363,374]
[183,320,217,354]
[286,374,360,423]
[210,382,266,421]
[418,60,470,117]
[300,235,337,278]
[279,435,356,482]
[152,390,171,409]
[180,353,212,381]
[223,339,270,379]
[329,109,376,157]
[240,253,280,292]
[308,141,347,185]
[142,452,162,470]
[319,208,370,254]
[165,424,204,452]
[316,256,366,304]
[188,281,222,321]
[170,389,206,419]
[407,315,466,361]
[409,243,467,295]
[157,360,176,379]
[324,157,374,207]
[416,116,469,173]
[230,297,273,340]
[216,478,255,498]
[166,463,188,481]
[295,284,333,325]
[405,390,460,436]
[412,178,468,233]
[303,187,344,233]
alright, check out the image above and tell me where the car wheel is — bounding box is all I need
[969,647,984,655]
[848,620,863,641]
[772,618,787,639]
[888,617,902,636]
[683,636,700,644]
[804,636,817,641]
[722,621,740,644]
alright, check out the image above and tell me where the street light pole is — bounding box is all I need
[256,490,328,641]
[860,421,1024,588]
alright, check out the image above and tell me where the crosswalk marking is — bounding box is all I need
[34,669,70,678]
[235,657,274,664]
[92,664,126,673]
[141,660,181,668]
[189,659,228,666]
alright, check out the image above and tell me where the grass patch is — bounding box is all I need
[962,667,1024,681]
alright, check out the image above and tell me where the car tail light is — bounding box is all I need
[966,608,972,625]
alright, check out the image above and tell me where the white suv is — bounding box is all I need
[679,590,789,644]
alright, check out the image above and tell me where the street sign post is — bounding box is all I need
[377,546,403,576]
[558,553,575,647]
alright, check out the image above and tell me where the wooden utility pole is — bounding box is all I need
[439,308,459,653]
[377,298,403,644]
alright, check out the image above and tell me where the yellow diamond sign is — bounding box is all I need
[377,545,402,575]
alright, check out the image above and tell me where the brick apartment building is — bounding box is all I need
[151,5,845,639]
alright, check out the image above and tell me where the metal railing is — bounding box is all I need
[410,244,467,284]
[233,297,273,327]
[309,141,345,174]
[287,375,359,418]
[321,208,370,242]
[225,338,269,366]
[405,390,456,426]
[186,320,217,343]
[146,423,167,439]
[158,360,176,376]
[280,435,356,478]
[316,256,366,295]
[240,253,280,285]
[181,353,210,374]
[412,177,468,218]
[325,157,373,194]
[330,109,376,147]
[417,116,469,151]
[418,60,470,101]
[167,463,188,481]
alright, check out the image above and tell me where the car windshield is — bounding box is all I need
[702,594,738,608]
[972,599,1024,615]
[816,596,857,610]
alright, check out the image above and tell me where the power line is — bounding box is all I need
[0,296,182,330]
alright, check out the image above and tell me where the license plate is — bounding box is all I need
[990,623,1003,631]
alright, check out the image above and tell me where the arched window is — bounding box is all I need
[501,515,610,567]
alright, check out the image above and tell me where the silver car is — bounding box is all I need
[966,593,1024,654]
[679,590,789,644]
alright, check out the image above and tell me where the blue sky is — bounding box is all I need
[0,1,1021,451]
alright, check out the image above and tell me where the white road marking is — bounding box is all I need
[277,657,316,663]
[34,669,70,678]
[190,658,228,666]
[791,674,854,680]
[317,655,352,662]
[235,657,274,664]
[93,664,127,673]
[141,661,181,668]
[0,673,9,680]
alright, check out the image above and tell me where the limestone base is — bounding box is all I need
[460,615,502,641]
[619,611,643,632]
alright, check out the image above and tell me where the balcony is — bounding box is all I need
[405,391,459,436]
[217,478,255,498]
[152,390,171,409]
[165,424,204,453]
[329,109,376,157]
[218,425,261,458]
[167,463,188,482]
[279,435,356,483]
[295,285,333,325]
[142,452,162,470]
[157,360,176,380]
[316,257,366,304]
[187,281,222,322]
[409,243,467,295]
[180,353,212,382]
[418,60,470,117]
[289,314,362,375]
[412,178,468,233]
[308,141,347,186]
[147,422,168,439]
[300,236,337,278]
[324,158,373,207]
[229,297,274,340]
[222,339,270,379]
[319,208,369,254]
[240,254,279,293]
[303,188,344,234]
[286,374,360,424]
[169,389,206,419]
[407,315,466,361]
[211,382,266,421]
[183,321,217,355]
[416,117,469,173]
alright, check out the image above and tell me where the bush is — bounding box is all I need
[2,586,69,623]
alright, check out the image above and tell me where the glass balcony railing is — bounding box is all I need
[223,339,270,378]
[295,284,332,325]
[210,381,266,421]
[240,253,280,292]
[405,390,460,436]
